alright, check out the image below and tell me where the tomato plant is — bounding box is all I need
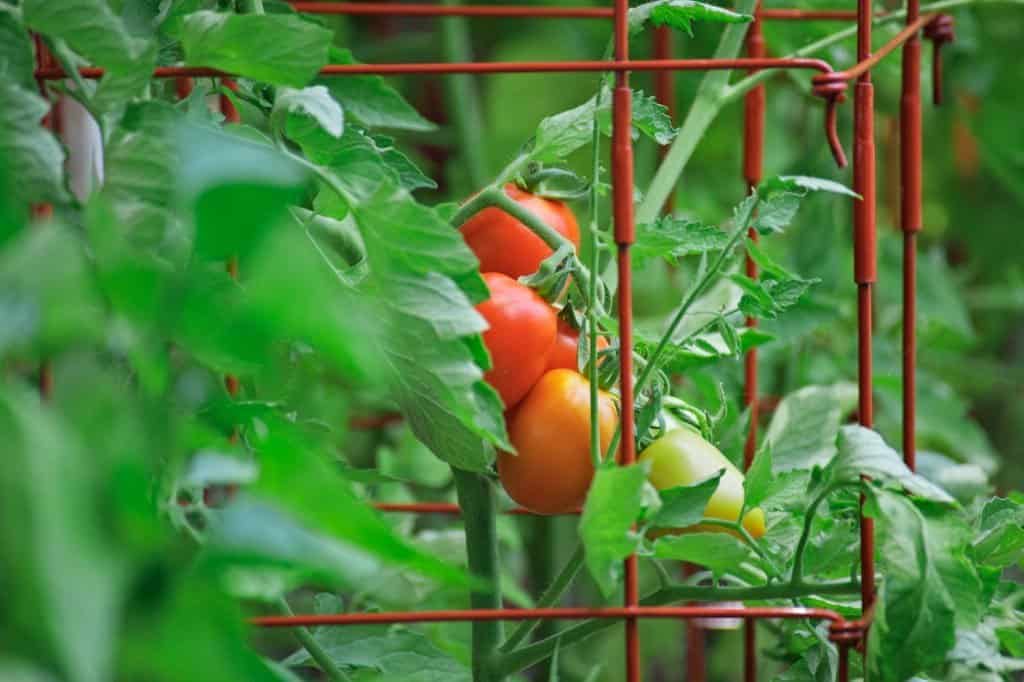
[1,1,1023,682]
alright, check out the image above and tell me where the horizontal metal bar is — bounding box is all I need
[251,605,847,628]
[34,56,832,80]
[812,14,934,90]
[288,2,858,21]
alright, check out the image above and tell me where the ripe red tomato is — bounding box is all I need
[477,273,557,409]
[460,184,581,279]
[545,319,609,372]
[498,369,618,515]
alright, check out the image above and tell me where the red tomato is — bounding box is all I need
[477,273,557,409]
[545,319,609,372]
[498,369,619,515]
[460,184,581,279]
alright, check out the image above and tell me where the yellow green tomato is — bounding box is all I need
[639,428,766,539]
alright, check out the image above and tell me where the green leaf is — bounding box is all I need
[631,0,751,36]
[732,272,817,320]
[319,49,437,132]
[352,191,510,470]
[249,412,470,588]
[273,85,345,140]
[636,326,772,374]
[760,175,860,199]
[0,81,68,206]
[632,216,730,267]
[972,497,1024,568]
[23,0,152,70]
[178,123,310,261]
[181,10,331,87]
[744,447,773,509]
[0,387,128,682]
[0,7,36,90]
[653,532,754,576]
[282,623,470,681]
[866,488,984,681]
[752,175,857,234]
[763,383,857,471]
[580,464,647,596]
[833,425,955,503]
[650,470,723,529]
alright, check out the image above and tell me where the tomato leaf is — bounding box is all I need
[632,216,731,267]
[181,10,331,87]
[273,85,345,140]
[832,425,955,503]
[866,488,985,681]
[972,497,1024,568]
[581,464,647,597]
[650,470,724,529]
[653,532,754,577]
[629,0,752,36]
[744,447,773,509]
[23,0,152,71]
[0,7,37,90]
[319,49,437,132]
[763,383,857,471]
[0,81,69,206]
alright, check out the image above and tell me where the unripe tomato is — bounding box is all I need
[460,184,581,279]
[639,428,766,538]
[544,319,609,372]
[477,273,557,409]
[498,369,618,515]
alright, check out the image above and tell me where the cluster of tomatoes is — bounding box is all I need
[462,184,765,537]
[461,184,614,514]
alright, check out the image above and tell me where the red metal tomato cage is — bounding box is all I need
[31,0,957,678]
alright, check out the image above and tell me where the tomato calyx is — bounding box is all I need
[517,163,590,201]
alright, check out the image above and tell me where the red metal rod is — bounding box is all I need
[901,0,922,472]
[372,502,577,515]
[289,2,860,21]
[251,605,848,627]
[741,10,766,680]
[35,57,836,79]
[32,37,58,400]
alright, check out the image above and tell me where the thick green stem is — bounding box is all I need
[637,0,758,224]
[453,468,504,682]
[440,0,488,189]
[790,481,859,586]
[604,195,758,461]
[277,598,350,682]
[492,579,861,677]
[501,543,585,652]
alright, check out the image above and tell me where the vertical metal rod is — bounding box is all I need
[613,0,638,679]
[741,10,766,680]
[838,643,850,682]
[853,0,877,663]
[900,0,922,472]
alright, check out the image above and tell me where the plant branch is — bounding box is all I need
[501,544,586,652]
[698,517,779,578]
[789,481,860,586]
[277,598,351,682]
[637,0,759,224]
[604,195,758,460]
[491,578,862,677]
[453,468,505,682]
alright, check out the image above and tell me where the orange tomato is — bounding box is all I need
[498,369,618,514]
[477,273,557,409]
[460,184,581,279]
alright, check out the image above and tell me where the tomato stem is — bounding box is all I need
[790,481,861,587]
[491,578,862,677]
[276,598,352,681]
[603,193,759,462]
[500,543,586,652]
[453,468,505,682]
